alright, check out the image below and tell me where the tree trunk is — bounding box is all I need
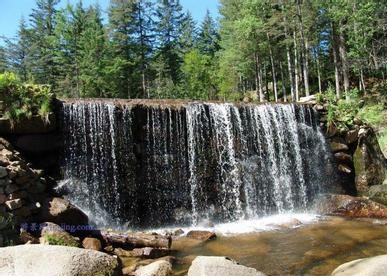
[297,1,310,96]
[316,56,322,93]
[338,28,349,100]
[331,23,341,98]
[360,68,366,95]
[280,62,286,102]
[281,0,295,101]
[255,52,264,102]
[267,33,278,102]
[293,30,299,101]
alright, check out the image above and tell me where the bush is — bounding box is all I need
[0,72,54,125]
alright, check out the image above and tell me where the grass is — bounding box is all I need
[42,233,79,247]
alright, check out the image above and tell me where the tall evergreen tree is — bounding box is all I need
[197,10,219,57]
[153,0,184,93]
[29,0,60,87]
[106,0,136,98]
[78,5,107,97]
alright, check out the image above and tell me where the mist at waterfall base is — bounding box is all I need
[59,101,334,232]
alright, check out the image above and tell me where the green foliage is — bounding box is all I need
[0,72,53,125]
[42,233,79,247]
[357,103,384,126]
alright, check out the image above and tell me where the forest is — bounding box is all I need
[0,0,386,102]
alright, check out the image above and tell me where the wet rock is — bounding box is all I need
[173,229,184,236]
[5,199,23,210]
[187,256,266,276]
[330,142,349,153]
[39,197,89,229]
[0,193,6,204]
[82,237,102,251]
[271,218,302,228]
[5,183,19,194]
[331,254,387,276]
[334,152,352,162]
[0,244,119,276]
[316,194,387,218]
[368,184,387,206]
[134,260,172,276]
[338,164,352,174]
[345,128,359,144]
[20,229,39,244]
[186,230,216,241]
[0,166,7,178]
[114,247,170,259]
[353,127,387,193]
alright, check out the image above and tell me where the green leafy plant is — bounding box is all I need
[0,72,54,126]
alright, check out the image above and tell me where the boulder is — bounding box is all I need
[0,244,120,276]
[134,260,172,276]
[39,222,79,247]
[82,237,102,251]
[187,256,266,276]
[186,230,216,241]
[331,254,387,276]
[353,127,387,193]
[316,194,387,218]
[39,197,89,231]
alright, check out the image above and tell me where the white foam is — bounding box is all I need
[152,213,320,236]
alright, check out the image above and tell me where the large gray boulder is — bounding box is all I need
[331,254,387,276]
[187,256,265,276]
[0,244,120,276]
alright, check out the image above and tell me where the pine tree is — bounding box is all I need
[154,0,185,92]
[106,0,136,98]
[197,10,219,57]
[78,5,107,97]
[179,11,197,54]
[29,0,60,87]
[6,17,33,81]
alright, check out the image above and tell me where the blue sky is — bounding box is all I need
[0,0,219,40]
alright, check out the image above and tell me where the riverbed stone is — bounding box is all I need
[316,194,387,218]
[331,254,387,276]
[186,230,216,241]
[134,260,172,276]
[188,256,266,276]
[82,237,102,251]
[0,244,120,276]
[334,152,352,162]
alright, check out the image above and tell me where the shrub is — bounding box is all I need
[0,72,54,125]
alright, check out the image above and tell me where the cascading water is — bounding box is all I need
[60,100,333,228]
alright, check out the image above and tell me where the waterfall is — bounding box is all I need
[60,100,333,228]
